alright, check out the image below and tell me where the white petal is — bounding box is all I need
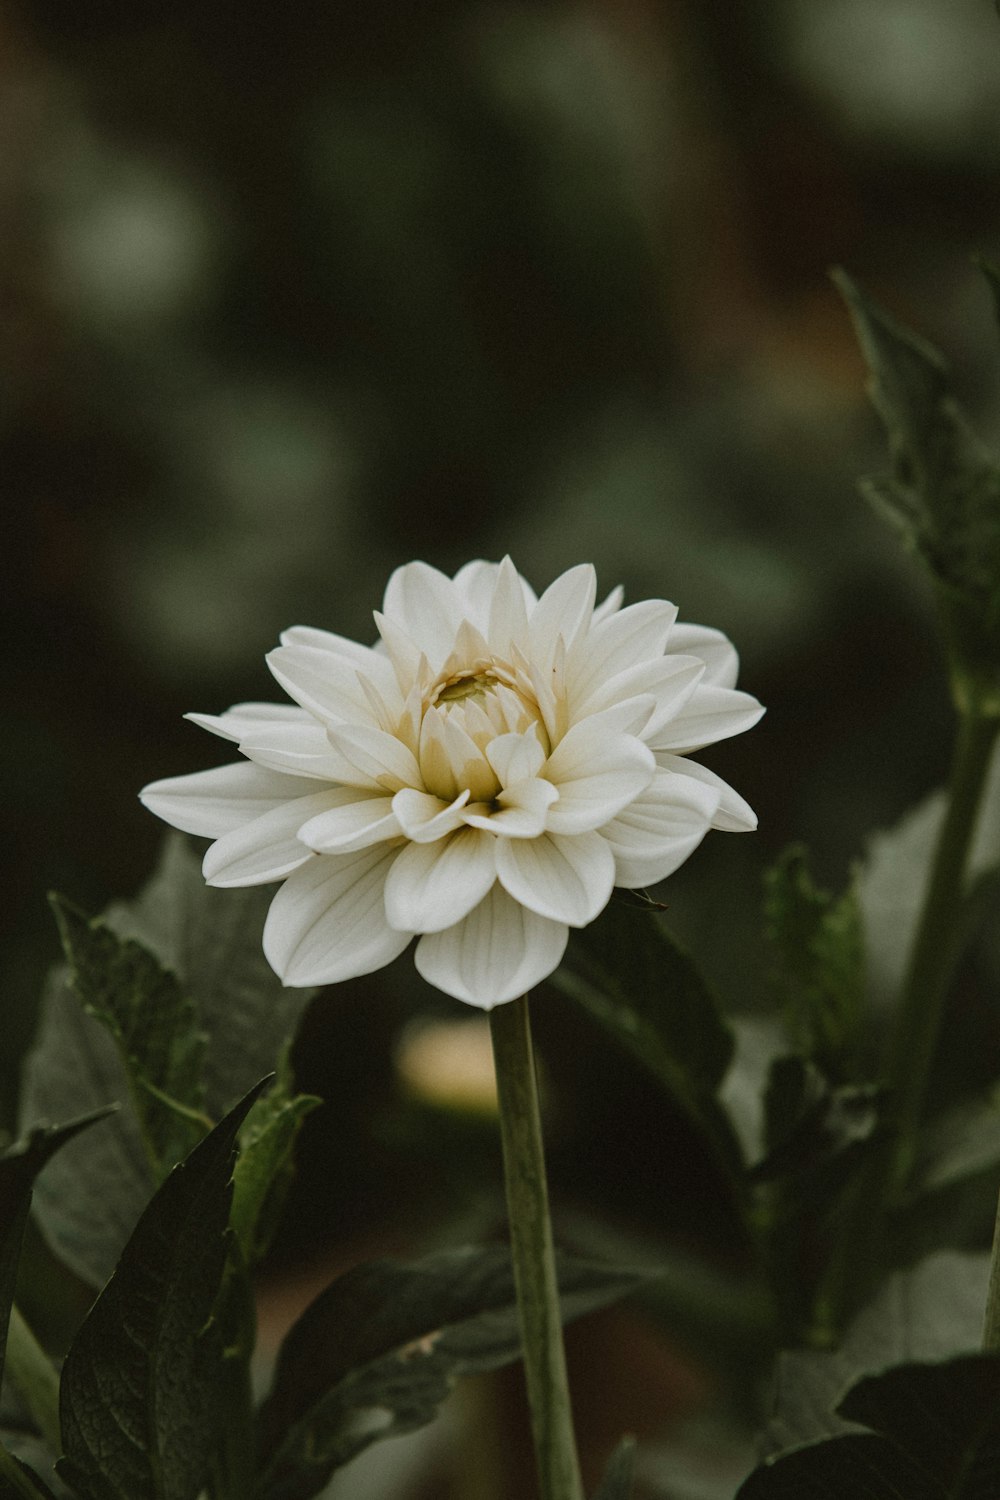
[577,654,704,734]
[238,722,349,781]
[139,761,313,837]
[463,778,559,837]
[486,730,546,787]
[373,611,423,686]
[666,623,740,688]
[384,827,496,932]
[454,559,537,629]
[324,722,422,792]
[418,709,498,803]
[263,846,411,986]
[392,787,471,842]
[544,717,655,835]
[297,790,401,852]
[186,702,313,744]
[280,624,379,665]
[497,830,615,926]
[568,599,678,706]
[648,685,764,752]
[600,769,720,888]
[267,643,400,726]
[528,564,597,666]
[382,561,464,668]
[414,884,568,1008]
[592,584,624,625]
[654,753,758,832]
[487,555,530,657]
[202,791,341,887]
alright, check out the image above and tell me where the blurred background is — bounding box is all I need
[4,0,1000,1492]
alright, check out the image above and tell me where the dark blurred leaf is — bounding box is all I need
[257,1245,652,1500]
[834,270,1000,705]
[19,971,155,1289]
[764,1251,988,1455]
[763,846,864,1074]
[57,1079,269,1500]
[0,1447,60,1500]
[741,1355,1000,1498]
[0,1112,113,1383]
[840,1355,1000,1489]
[105,834,315,1118]
[757,1058,883,1183]
[591,1437,636,1499]
[50,894,207,1174]
[911,1094,1000,1198]
[736,1433,933,1498]
[231,1049,320,1265]
[552,897,741,1175]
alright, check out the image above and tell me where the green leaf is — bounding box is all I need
[763,846,864,1074]
[105,834,315,1119]
[911,1092,1000,1198]
[19,971,156,1289]
[736,1434,933,1498]
[0,1113,114,1384]
[740,1355,1000,1498]
[0,1445,60,1500]
[257,1245,652,1500]
[591,1438,637,1499]
[49,895,208,1176]
[833,269,1000,710]
[230,1050,320,1265]
[763,1251,988,1455]
[22,837,317,1289]
[551,897,741,1174]
[56,1078,270,1500]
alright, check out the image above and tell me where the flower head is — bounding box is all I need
[140,559,763,1007]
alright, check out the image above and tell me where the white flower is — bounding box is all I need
[140,559,763,1008]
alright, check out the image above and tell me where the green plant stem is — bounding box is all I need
[888,709,999,1194]
[4,1306,61,1455]
[816,708,998,1337]
[489,995,584,1500]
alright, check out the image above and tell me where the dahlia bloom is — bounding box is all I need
[140,560,762,1007]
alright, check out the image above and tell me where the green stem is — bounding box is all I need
[489,995,584,1500]
[983,1186,1000,1351]
[815,708,999,1336]
[888,710,1000,1194]
[4,1306,61,1455]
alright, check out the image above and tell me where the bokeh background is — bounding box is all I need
[4,0,1000,1492]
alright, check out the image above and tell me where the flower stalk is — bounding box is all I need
[888,708,999,1196]
[489,995,584,1500]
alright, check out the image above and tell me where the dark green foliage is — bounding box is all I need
[763,846,864,1076]
[552,896,741,1176]
[104,836,315,1120]
[230,1050,320,1265]
[0,1449,60,1500]
[591,1437,637,1499]
[834,269,1000,710]
[256,1245,652,1500]
[739,1355,1000,1498]
[0,1113,114,1381]
[23,838,317,1288]
[49,895,207,1175]
[56,1080,269,1500]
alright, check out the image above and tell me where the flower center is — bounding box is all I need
[435,669,499,705]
